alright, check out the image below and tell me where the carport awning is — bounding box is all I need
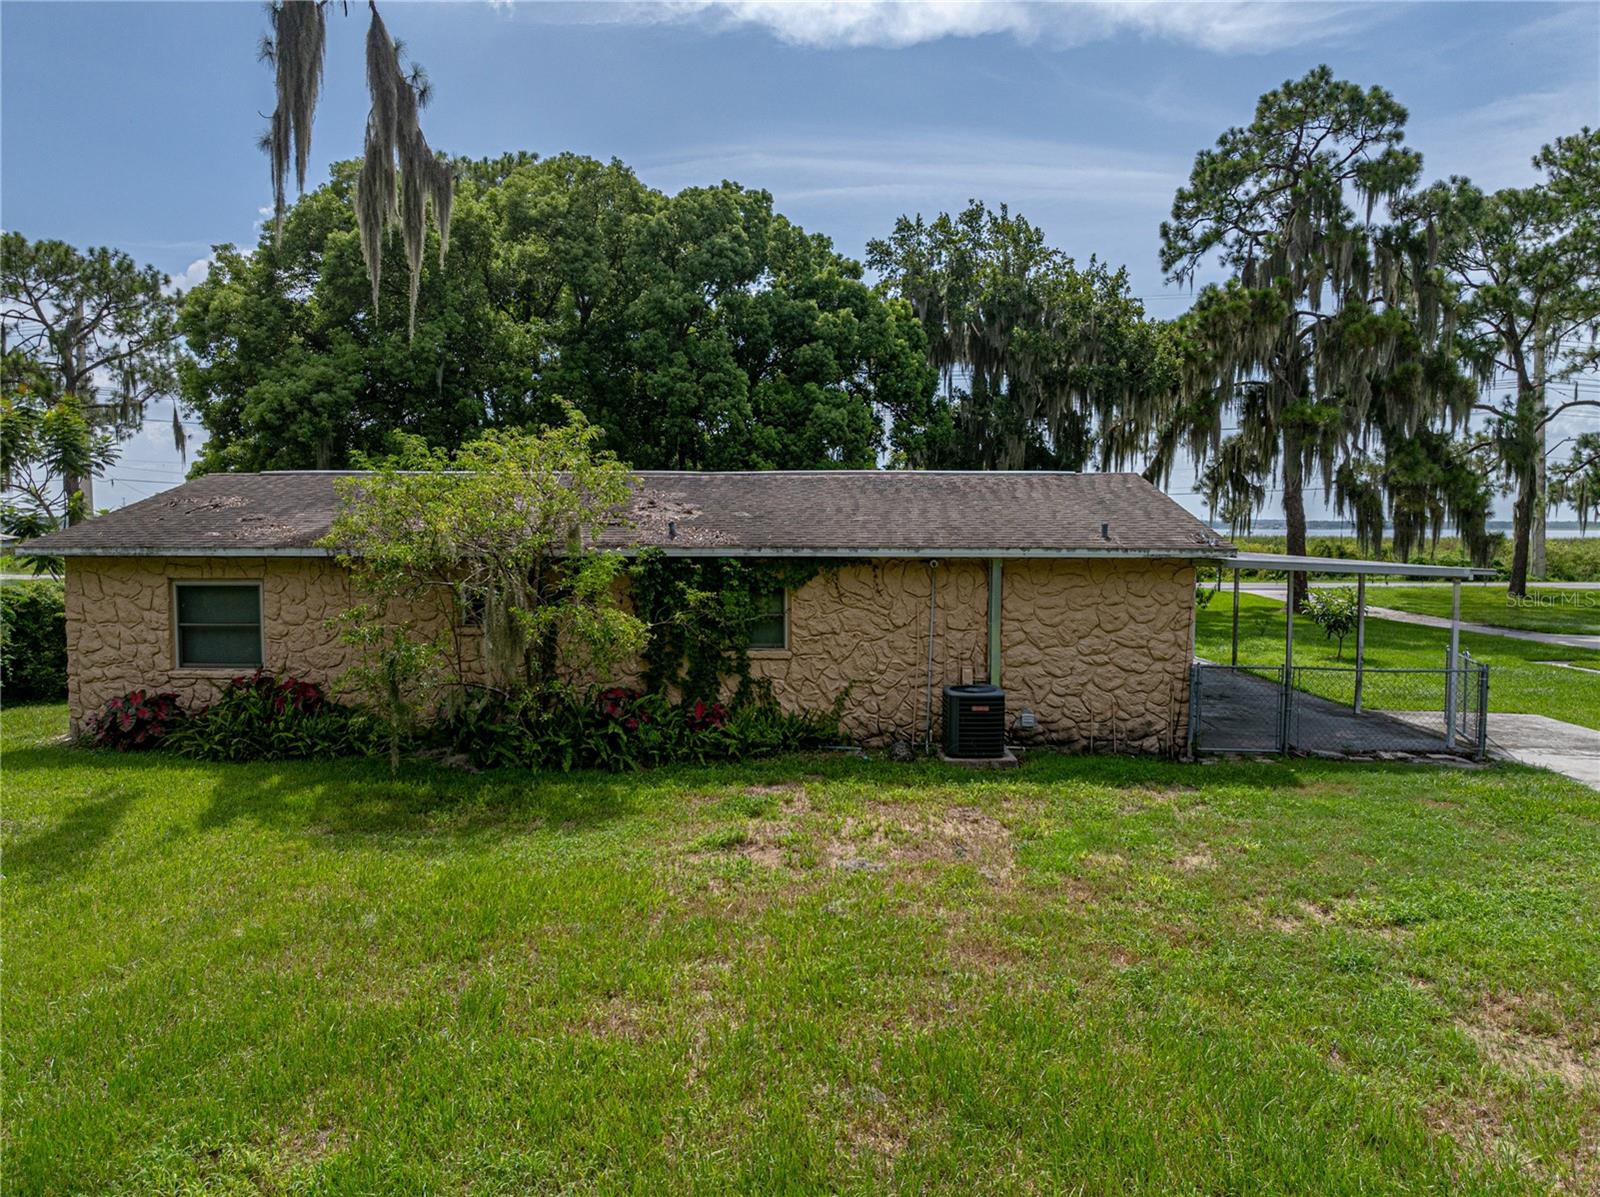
[1220,552,1497,580]
[1205,553,1495,752]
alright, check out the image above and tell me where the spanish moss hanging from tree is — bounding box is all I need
[260,0,453,335]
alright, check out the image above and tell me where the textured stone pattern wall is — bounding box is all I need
[63,557,475,729]
[747,560,990,743]
[999,558,1196,754]
[64,555,1194,753]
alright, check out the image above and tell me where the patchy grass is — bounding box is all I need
[1366,585,1600,637]
[6,702,1600,1195]
[1197,592,1600,730]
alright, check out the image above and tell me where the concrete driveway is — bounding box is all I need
[1486,714,1600,789]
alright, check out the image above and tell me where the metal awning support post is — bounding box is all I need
[1231,568,1241,668]
[1353,575,1367,713]
[1444,578,1461,748]
[1281,590,1295,753]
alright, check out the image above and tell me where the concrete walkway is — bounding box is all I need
[1485,714,1600,790]
[1235,585,1600,651]
[1239,581,1600,591]
[1358,606,1600,652]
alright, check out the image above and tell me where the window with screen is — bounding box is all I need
[175,583,263,668]
[749,589,787,650]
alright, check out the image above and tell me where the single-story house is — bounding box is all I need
[21,470,1235,753]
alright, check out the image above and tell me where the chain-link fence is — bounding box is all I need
[1190,654,1489,759]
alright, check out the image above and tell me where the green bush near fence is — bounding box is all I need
[0,579,67,701]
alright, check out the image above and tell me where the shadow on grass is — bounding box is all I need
[4,785,136,880]
[3,729,1419,881]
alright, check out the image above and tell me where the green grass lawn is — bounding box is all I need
[1360,585,1600,636]
[1198,593,1600,730]
[6,703,1600,1195]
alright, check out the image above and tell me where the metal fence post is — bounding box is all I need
[1476,663,1490,761]
[1231,569,1241,668]
[1354,575,1366,713]
[1187,663,1201,756]
[1281,598,1295,753]
[1444,579,1460,749]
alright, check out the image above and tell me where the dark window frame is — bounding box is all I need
[749,588,788,651]
[172,580,264,670]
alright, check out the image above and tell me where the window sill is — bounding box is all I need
[169,667,262,678]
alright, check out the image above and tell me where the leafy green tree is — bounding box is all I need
[1,234,181,521]
[1155,67,1441,607]
[181,153,933,472]
[868,201,1172,469]
[1399,129,1600,596]
[178,161,520,472]
[1303,587,1359,659]
[322,408,644,696]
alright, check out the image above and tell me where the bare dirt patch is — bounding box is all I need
[744,782,808,801]
[1425,1097,1595,1196]
[685,786,812,870]
[1174,847,1216,873]
[823,804,1014,882]
[274,1123,349,1166]
[1265,898,1412,941]
[1116,786,1207,817]
[567,995,652,1042]
[1463,995,1599,1090]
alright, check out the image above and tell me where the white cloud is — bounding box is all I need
[166,257,213,294]
[640,133,1178,209]
[623,0,1386,53]
[1416,78,1599,191]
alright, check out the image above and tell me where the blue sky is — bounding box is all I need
[3,0,1597,523]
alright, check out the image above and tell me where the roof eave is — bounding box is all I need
[15,545,335,558]
[23,543,1233,561]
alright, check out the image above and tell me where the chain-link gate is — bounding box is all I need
[1190,655,1489,759]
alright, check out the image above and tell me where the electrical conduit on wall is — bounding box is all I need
[924,559,939,752]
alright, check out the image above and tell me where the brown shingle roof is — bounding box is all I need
[20,470,1235,559]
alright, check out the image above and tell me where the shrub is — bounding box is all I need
[439,682,840,772]
[1,578,67,701]
[89,690,184,751]
[164,670,380,762]
[1303,587,1360,658]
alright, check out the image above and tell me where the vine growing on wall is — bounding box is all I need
[630,552,832,703]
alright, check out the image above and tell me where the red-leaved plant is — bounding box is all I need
[597,686,651,732]
[226,669,326,715]
[684,699,728,733]
[90,689,184,751]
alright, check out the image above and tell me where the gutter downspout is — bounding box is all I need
[987,559,1002,687]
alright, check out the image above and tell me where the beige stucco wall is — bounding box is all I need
[62,556,471,730]
[746,559,991,744]
[64,554,1196,754]
[998,558,1196,755]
